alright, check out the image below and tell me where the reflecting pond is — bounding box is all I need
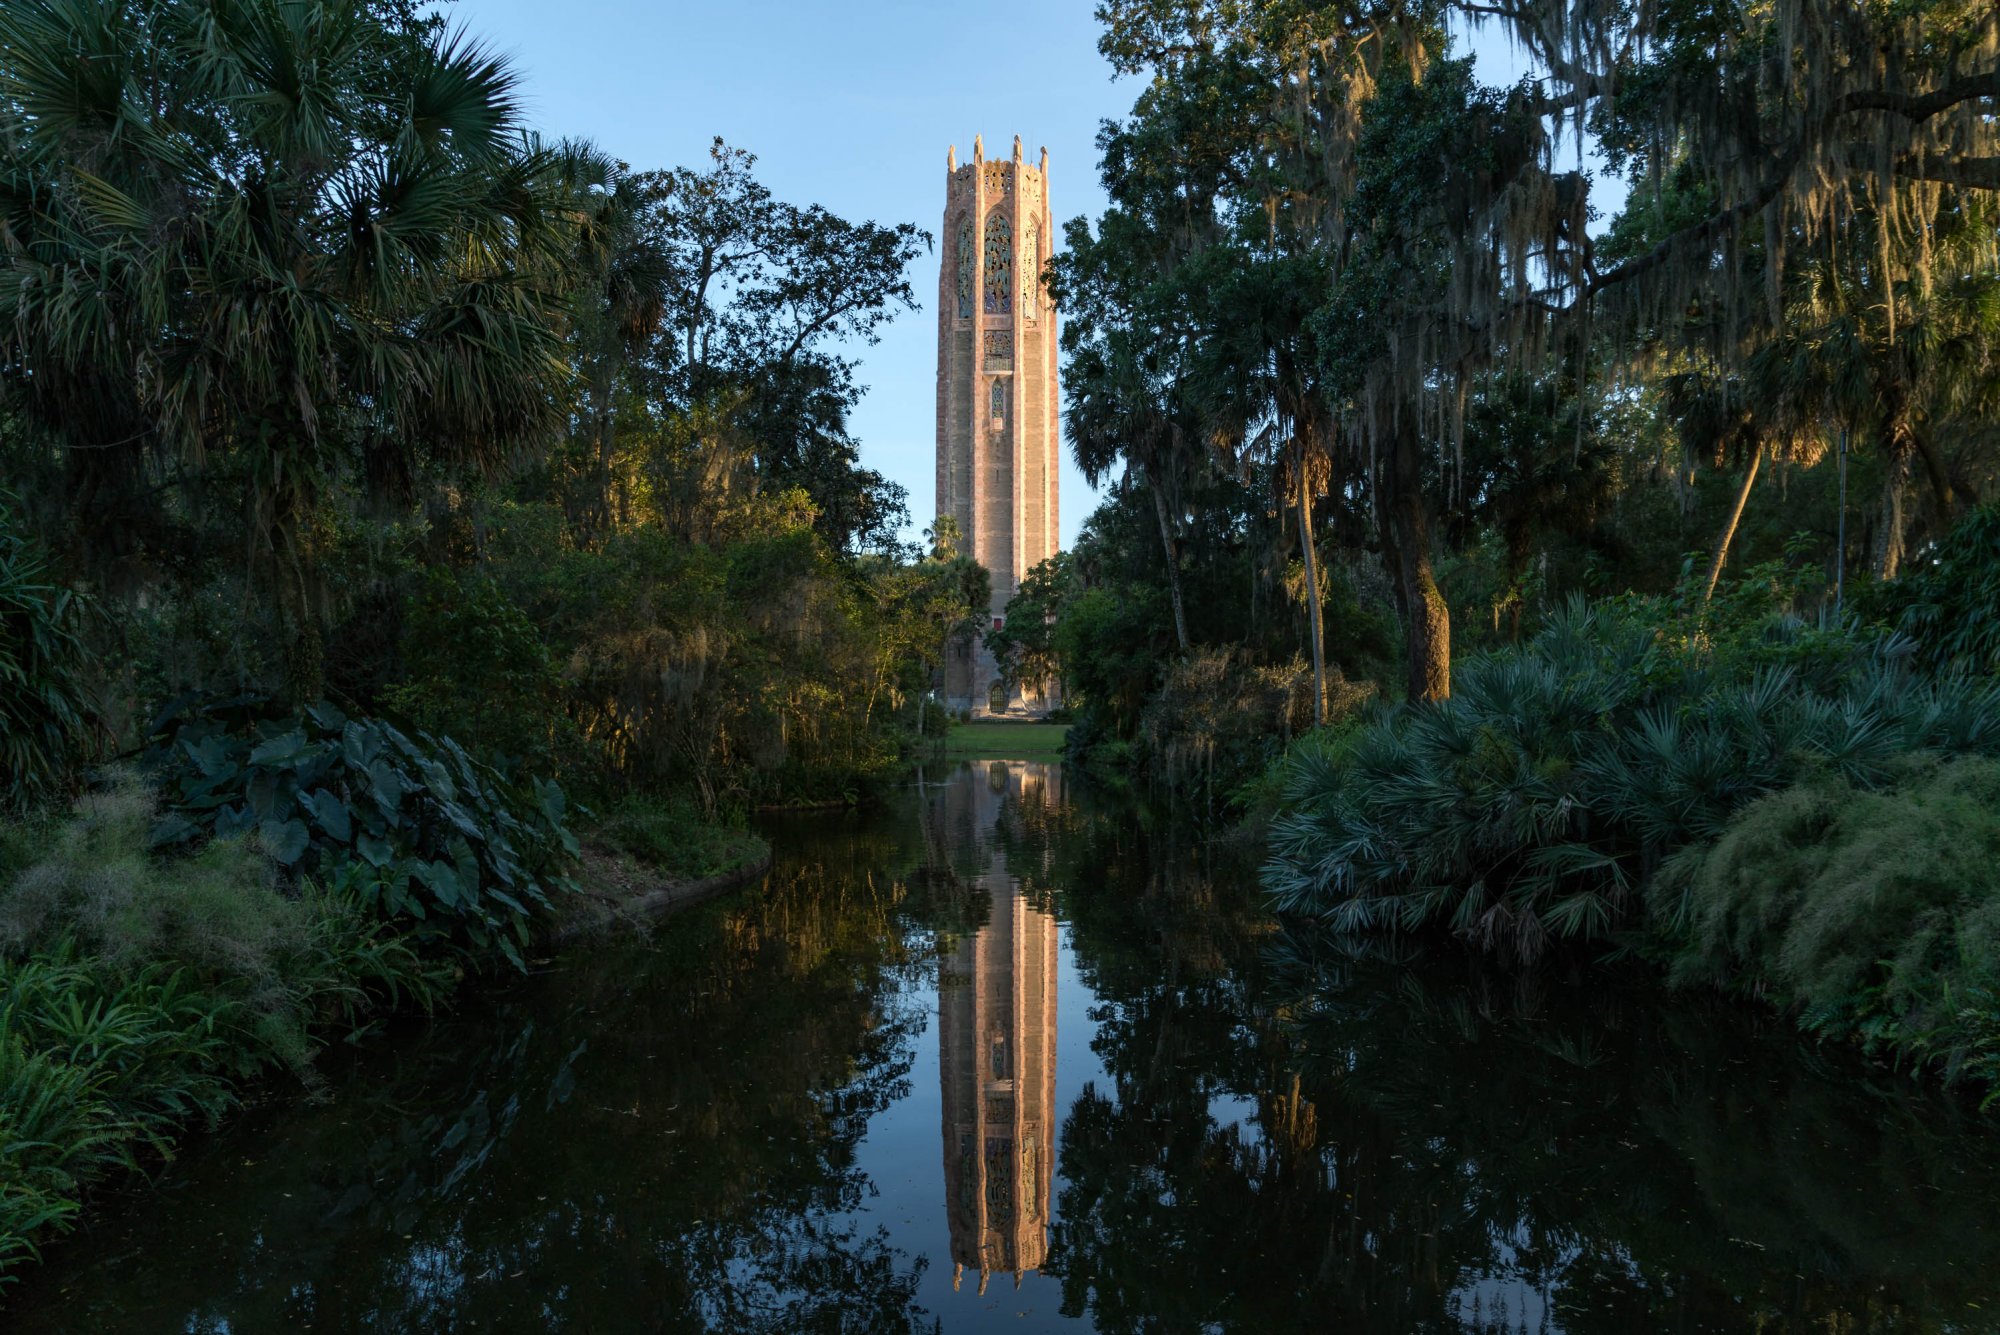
[11,760,2000,1332]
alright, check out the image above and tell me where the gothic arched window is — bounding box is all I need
[989,380,1006,431]
[955,215,974,320]
[1022,217,1040,320]
[983,209,1012,315]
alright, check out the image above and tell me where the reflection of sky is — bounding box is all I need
[23,758,2000,1332]
[848,762,1101,1332]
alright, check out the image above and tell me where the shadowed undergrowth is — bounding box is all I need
[0,785,453,1286]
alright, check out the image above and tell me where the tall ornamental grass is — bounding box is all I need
[1668,758,2000,1104]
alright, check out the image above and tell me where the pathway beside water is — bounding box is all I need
[13,760,2000,1332]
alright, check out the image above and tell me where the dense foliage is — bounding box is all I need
[1671,759,2000,1105]
[145,700,578,969]
[0,786,449,1284]
[0,0,966,813]
[1260,554,2000,1095]
[1031,0,2000,764]
[1865,502,2000,677]
[0,0,973,1292]
[0,505,94,814]
[1003,0,2000,1096]
[1264,586,2000,954]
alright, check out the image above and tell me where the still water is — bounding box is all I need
[12,760,2000,1332]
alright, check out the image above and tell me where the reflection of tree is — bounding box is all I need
[21,830,942,1334]
[21,764,2000,1335]
[1038,806,2000,1334]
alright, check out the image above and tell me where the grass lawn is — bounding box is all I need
[942,721,1070,758]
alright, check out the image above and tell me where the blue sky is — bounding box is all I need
[446,2,1546,551]
[448,0,1136,549]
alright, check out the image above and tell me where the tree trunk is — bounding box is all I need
[1296,458,1328,725]
[1875,381,1924,581]
[1877,450,1910,580]
[1379,428,1450,703]
[1702,441,1763,599]
[1149,469,1191,655]
[1913,432,1954,512]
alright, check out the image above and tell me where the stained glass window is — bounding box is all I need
[1022,218,1040,319]
[955,215,974,320]
[983,209,1012,315]
[989,380,1006,430]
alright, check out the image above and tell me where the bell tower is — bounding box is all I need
[936,134,1060,715]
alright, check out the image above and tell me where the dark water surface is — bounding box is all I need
[12,761,2000,1333]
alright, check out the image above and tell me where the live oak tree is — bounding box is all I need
[1068,0,1999,700]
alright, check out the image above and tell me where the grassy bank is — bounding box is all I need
[0,787,457,1286]
[591,796,770,883]
[941,722,1070,759]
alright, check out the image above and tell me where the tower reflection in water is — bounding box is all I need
[936,761,1059,1295]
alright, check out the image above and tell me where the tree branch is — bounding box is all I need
[1588,68,1999,298]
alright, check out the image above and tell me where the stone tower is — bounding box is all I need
[937,134,1060,714]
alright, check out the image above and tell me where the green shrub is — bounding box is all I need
[0,501,96,814]
[382,567,566,765]
[1664,758,2000,1101]
[1263,595,2000,961]
[1862,502,2000,677]
[1138,648,1373,814]
[593,795,768,882]
[145,699,579,969]
[0,786,450,1285]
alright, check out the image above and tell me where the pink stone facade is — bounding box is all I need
[937,135,1060,714]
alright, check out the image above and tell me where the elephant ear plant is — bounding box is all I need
[145,699,579,970]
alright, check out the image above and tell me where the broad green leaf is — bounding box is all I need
[305,700,348,733]
[307,788,353,842]
[368,759,406,811]
[417,757,457,802]
[421,860,462,908]
[342,721,376,769]
[355,832,393,867]
[248,729,309,767]
[450,836,481,897]
[261,818,312,865]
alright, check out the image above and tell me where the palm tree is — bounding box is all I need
[0,0,581,695]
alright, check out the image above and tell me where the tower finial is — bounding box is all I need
[1012,134,1023,162]
[948,144,957,171]
[1039,146,1048,174]
[973,134,984,161]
